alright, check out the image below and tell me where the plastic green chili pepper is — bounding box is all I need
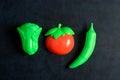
[17,23,42,55]
[69,23,96,69]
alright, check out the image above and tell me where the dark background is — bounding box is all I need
[0,0,120,80]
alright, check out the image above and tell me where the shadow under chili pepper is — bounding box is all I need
[65,23,88,68]
[6,26,24,54]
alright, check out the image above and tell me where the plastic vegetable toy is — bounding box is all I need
[69,23,96,69]
[45,23,75,55]
[17,23,42,55]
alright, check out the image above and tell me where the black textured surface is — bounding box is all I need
[0,0,120,80]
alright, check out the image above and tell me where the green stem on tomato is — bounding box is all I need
[58,23,62,29]
[45,23,75,39]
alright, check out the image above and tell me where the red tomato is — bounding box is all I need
[45,34,74,55]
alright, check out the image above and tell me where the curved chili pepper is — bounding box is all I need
[69,23,96,69]
[17,23,42,55]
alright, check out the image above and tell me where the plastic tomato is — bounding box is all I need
[45,23,75,55]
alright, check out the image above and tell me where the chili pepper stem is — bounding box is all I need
[90,22,94,30]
